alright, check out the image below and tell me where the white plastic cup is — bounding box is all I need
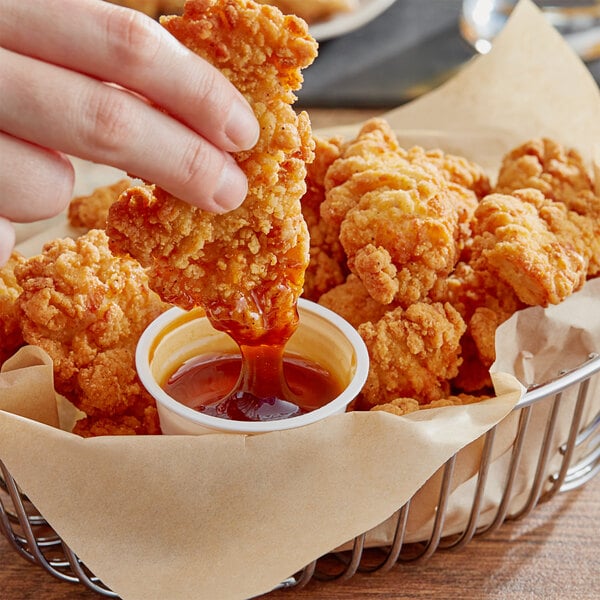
[136,298,369,435]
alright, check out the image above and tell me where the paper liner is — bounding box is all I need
[2,1,600,598]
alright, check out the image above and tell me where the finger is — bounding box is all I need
[0,218,16,267]
[0,131,74,222]
[1,0,259,152]
[0,49,248,212]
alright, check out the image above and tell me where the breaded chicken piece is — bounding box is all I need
[338,162,460,306]
[357,302,466,408]
[405,145,490,249]
[321,119,468,306]
[370,393,488,417]
[0,252,26,367]
[321,118,403,234]
[318,274,389,329]
[14,230,169,436]
[68,179,132,230]
[430,261,523,393]
[301,135,348,301]
[257,0,357,24]
[107,0,317,346]
[470,189,590,306]
[495,138,600,275]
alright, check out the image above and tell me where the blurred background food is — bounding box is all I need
[105,0,357,23]
[105,0,184,19]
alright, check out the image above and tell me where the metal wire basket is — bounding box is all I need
[2,353,600,597]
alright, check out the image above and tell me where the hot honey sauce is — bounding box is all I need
[163,347,344,422]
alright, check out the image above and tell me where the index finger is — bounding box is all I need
[1,0,259,153]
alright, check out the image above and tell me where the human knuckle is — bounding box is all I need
[105,8,161,70]
[82,90,132,156]
[180,141,214,188]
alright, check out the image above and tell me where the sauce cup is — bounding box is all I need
[136,299,369,435]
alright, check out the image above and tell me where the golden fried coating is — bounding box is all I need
[68,179,132,230]
[14,230,169,435]
[429,261,523,394]
[321,118,402,233]
[73,405,162,438]
[338,164,460,306]
[494,138,600,275]
[405,145,490,249]
[0,252,26,366]
[107,0,317,346]
[301,135,348,301]
[370,393,488,417]
[318,274,389,329]
[320,119,467,307]
[495,138,598,213]
[357,302,466,408]
[257,0,357,23]
[470,189,590,306]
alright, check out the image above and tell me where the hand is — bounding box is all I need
[0,0,260,265]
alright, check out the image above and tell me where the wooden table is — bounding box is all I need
[2,475,599,599]
[2,108,600,599]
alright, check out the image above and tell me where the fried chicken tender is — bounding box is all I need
[495,138,600,276]
[68,179,132,230]
[107,0,317,346]
[321,119,482,307]
[357,302,466,408]
[370,393,488,417]
[318,274,389,329]
[14,230,169,436]
[429,261,523,393]
[301,135,348,301]
[338,164,461,306]
[321,118,403,234]
[470,189,590,306]
[405,145,491,249]
[0,252,26,367]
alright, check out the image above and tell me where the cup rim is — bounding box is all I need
[136,298,369,434]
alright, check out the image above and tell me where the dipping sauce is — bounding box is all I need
[163,348,344,422]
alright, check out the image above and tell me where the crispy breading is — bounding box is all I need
[0,252,26,367]
[14,230,169,435]
[404,145,490,249]
[107,0,317,346]
[494,137,600,276]
[321,118,403,234]
[357,302,466,408]
[320,119,470,306]
[301,135,348,301]
[338,165,460,306]
[429,261,523,394]
[318,274,389,329]
[470,189,590,306]
[68,179,132,230]
[370,393,488,417]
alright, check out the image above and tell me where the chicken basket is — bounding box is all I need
[1,350,599,597]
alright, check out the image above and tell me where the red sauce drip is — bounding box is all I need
[164,349,343,422]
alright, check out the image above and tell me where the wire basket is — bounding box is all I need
[2,353,600,597]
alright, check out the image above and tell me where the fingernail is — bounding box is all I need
[225,101,260,150]
[212,158,248,212]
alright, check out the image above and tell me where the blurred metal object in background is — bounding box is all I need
[460,0,600,60]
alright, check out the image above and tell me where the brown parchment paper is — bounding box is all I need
[1,1,600,598]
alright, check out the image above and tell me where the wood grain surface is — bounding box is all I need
[1,474,598,599]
